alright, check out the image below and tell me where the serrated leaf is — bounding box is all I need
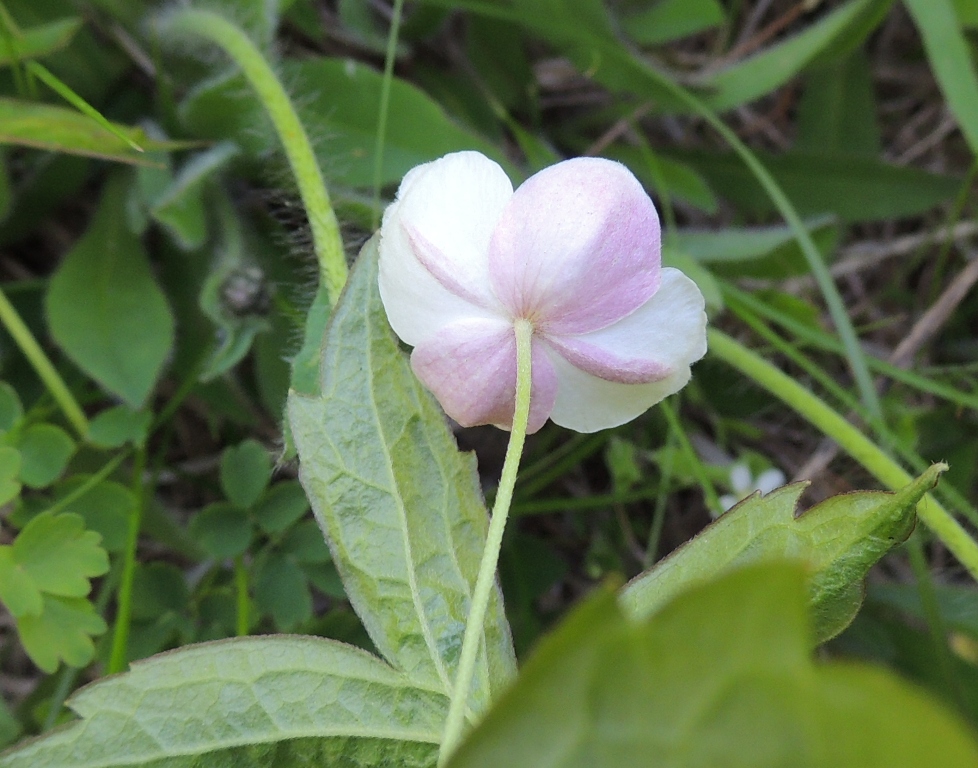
[14,423,74,489]
[0,17,82,67]
[87,405,151,448]
[15,594,107,672]
[621,465,945,642]
[13,511,108,597]
[253,480,310,534]
[0,546,41,616]
[189,502,253,559]
[288,237,516,708]
[0,636,447,767]
[220,438,272,509]
[449,562,978,768]
[46,173,175,408]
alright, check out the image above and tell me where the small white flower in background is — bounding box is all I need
[377,151,708,434]
[719,462,786,512]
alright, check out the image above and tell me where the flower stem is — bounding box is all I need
[708,328,978,580]
[108,444,148,673]
[0,285,87,439]
[371,0,405,229]
[159,9,347,305]
[438,319,534,766]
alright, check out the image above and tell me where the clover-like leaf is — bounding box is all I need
[14,595,107,673]
[12,511,109,598]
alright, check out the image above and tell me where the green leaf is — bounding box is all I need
[0,97,180,165]
[189,502,253,559]
[955,0,978,26]
[150,142,238,250]
[796,50,880,156]
[14,423,75,489]
[0,546,41,616]
[667,148,960,222]
[700,0,891,112]
[288,237,516,708]
[220,438,272,509]
[253,479,310,534]
[0,636,447,767]
[130,562,189,621]
[53,478,135,552]
[620,465,945,642]
[449,562,978,768]
[180,58,516,188]
[46,173,175,408]
[253,549,312,630]
[0,381,23,432]
[0,695,20,749]
[279,519,332,563]
[87,405,152,449]
[905,0,978,156]
[14,595,107,673]
[13,511,108,597]
[0,17,82,67]
[621,0,724,45]
[0,446,21,505]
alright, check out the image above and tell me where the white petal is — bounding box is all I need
[552,268,707,372]
[378,152,513,346]
[543,269,707,433]
[755,468,786,495]
[546,348,692,433]
[729,463,752,495]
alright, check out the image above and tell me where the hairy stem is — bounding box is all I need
[708,328,978,580]
[439,319,533,765]
[160,9,347,305]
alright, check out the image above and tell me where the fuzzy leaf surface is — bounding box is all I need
[621,465,944,641]
[0,636,447,767]
[288,238,516,710]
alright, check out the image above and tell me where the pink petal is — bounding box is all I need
[410,319,558,434]
[488,157,661,335]
[543,268,708,432]
[379,152,513,347]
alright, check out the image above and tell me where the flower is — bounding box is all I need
[718,462,786,512]
[378,151,708,434]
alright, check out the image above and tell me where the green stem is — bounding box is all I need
[0,285,87,438]
[371,0,405,229]
[644,72,881,423]
[161,9,347,305]
[107,445,147,674]
[708,328,978,580]
[439,319,533,766]
[660,398,723,515]
[234,555,250,636]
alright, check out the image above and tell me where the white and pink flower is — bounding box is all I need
[378,151,708,434]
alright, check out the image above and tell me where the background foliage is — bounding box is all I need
[1,0,978,762]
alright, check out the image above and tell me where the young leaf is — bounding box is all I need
[288,237,517,708]
[0,382,23,432]
[15,595,107,672]
[0,636,447,767]
[0,446,21,505]
[46,173,175,408]
[621,464,945,642]
[87,405,152,449]
[12,511,108,598]
[448,562,978,768]
[0,546,41,617]
[13,423,74,488]
[253,549,312,630]
[53,477,136,553]
[253,480,310,534]
[189,502,253,559]
[220,438,272,509]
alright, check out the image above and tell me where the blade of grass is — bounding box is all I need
[371,0,405,230]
